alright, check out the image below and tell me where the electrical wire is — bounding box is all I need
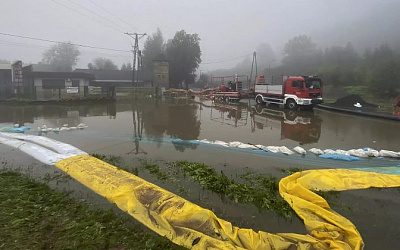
[87,0,137,31]
[64,0,126,33]
[49,0,125,34]
[0,32,130,53]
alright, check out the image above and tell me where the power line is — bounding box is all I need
[201,53,252,65]
[0,40,131,64]
[49,0,124,34]
[0,39,48,49]
[0,39,131,59]
[87,0,136,31]
[0,32,130,53]
[64,0,126,33]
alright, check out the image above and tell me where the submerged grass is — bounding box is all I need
[170,161,294,219]
[142,161,171,182]
[89,156,332,220]
[0,171,182,250]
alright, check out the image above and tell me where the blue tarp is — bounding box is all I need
[319,153,360,161]
[0,126,31,133]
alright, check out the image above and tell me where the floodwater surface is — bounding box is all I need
[0,98,399,249]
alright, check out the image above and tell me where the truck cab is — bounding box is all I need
[254,75,323,110]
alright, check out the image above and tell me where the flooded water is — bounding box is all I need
[0,98,399,249]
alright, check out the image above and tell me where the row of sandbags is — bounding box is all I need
[197,139,400,160]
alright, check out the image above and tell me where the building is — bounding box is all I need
[23,64,94,101]
[152,60,169,88]
[0,60,170,101]
[0,63,12,100]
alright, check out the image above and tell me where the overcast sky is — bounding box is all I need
[0,0,399,71]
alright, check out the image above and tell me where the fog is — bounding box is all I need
[1,0,399,71]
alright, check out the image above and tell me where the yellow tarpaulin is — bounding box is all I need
[55,155,400,249]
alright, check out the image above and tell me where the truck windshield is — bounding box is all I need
[306,79,321,89]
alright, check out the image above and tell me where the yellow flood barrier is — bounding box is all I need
[56,155,400,250]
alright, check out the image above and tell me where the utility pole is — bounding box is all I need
[124,32,146,88]
[249,51,258,90]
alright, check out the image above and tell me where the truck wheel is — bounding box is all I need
[256,95,264,105]
[255,104,264,114]
[286,99,298,110]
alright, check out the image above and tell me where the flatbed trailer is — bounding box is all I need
[212,91,241,102]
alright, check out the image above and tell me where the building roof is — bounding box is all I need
[30,64,59,72]
[75,68,140,81]
[24,71,94,79]
[0,63,11,70]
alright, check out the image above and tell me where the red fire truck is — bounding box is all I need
[254,75,323,109]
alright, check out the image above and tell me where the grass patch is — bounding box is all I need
[91,153,122,166]
[170,161,294,219]
[142,161,171,182]
[280,167,303,176]
[0,171,182,250]
[342,85,394,111]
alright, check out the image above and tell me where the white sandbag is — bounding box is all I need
[228,141,242,147]
[278,146,294,155]
[379,150,400,158]
[237,143,257,149]
[348,149,369,158]
[293,146,306,155]
[214,140,229,147]
[266,146,280,153]
[309,148,324,155]
[199,139,211,144]
[77,123,88,129]
[324,149,336,154]
[255,145,269,151]
[363,148,380,157]
[335,150,350,156]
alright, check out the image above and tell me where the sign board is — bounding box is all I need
[89,86,102,95]
[66,87,79,94]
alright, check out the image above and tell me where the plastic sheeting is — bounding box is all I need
[0,132,86,165]
[1,133,400,249]
[56,155,400,250]
[0,126,30,133]
[319,153,360,162]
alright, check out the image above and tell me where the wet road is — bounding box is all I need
[0,98,399,249]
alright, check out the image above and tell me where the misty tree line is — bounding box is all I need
[199,35,400,98]
[32,29,201,89]
[141,29,201,89]
[270,35,400,97]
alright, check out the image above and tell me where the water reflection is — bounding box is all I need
[0,102,116,126]
[127,100,147,155]
[0,98,399,151]
[133,99,201,151]
[251,105,322,145]
[209,102,249,127]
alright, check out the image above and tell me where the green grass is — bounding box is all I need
[341,85,394,111]
[143,161,294,219]
[0,171,182,250]
[143,161,171,182]
[91,153,123,166]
